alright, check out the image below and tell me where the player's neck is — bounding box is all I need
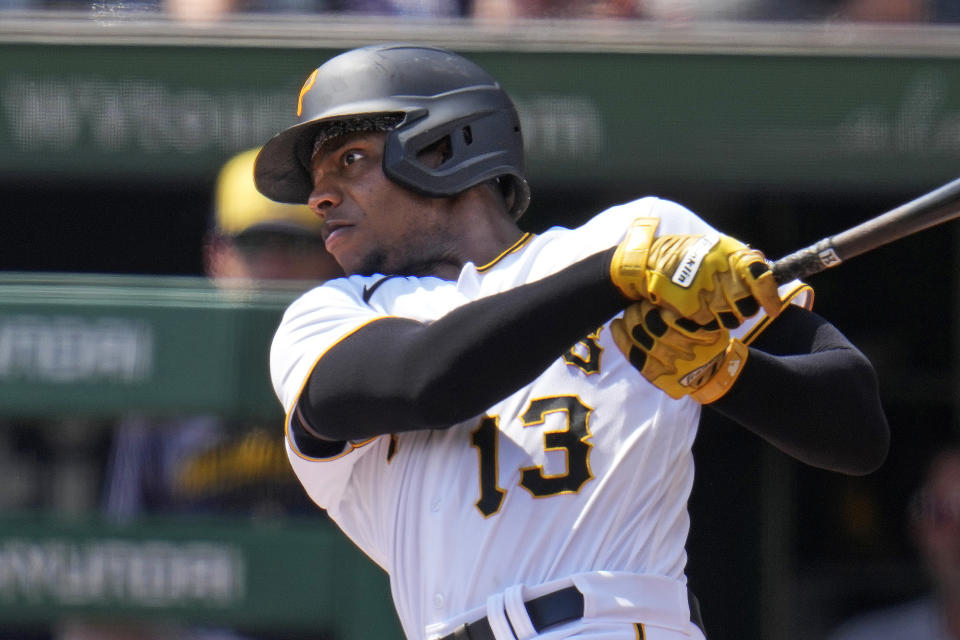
[424,192,524,280]
[459,220,525,275]
[408,228,522,280]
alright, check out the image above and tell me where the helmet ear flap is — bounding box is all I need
[501,175,531,219]
[414,134,454,169]
[382,88,526,213]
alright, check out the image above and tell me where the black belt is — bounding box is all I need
[439,586,706,640]
[440,585,583,640]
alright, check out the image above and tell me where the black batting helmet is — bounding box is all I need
[254,43,530,219]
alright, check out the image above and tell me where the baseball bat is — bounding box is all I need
[771,176,960,285]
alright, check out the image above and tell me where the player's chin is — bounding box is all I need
[340,247,389,277]
[325,233,365,275]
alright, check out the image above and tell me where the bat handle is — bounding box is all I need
[771,238,843,285]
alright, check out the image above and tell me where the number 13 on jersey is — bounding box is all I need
[470,395,594,517]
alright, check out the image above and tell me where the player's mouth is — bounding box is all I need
[321,219,353,252]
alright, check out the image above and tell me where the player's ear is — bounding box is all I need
[416,136,452,169]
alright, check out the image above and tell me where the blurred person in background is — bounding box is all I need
[161,0,334,21]
[57,148,341,640]
[827,0,929,21]
[163,0,465,21]
[101,146,340,522]
[468,0,929,24]
[828,445,960,640]
[29,0,329,20]
[18,0,955,20]
[200,148,341,289]
[471,0,638,21]
[21,0,440,21]
[635,0,930,21]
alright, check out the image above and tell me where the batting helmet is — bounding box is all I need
[254,43,530,219]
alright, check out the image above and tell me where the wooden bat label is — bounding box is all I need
[818,246,842,268]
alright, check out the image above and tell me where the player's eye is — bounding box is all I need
[341,149,364,167]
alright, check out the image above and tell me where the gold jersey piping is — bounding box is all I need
[477,232,534,272]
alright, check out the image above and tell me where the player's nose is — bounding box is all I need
[308,178,342,219]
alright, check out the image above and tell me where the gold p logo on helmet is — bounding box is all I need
[297,69,319,118]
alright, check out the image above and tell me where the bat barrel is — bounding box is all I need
[830,175,960,260]
[771,175,960,285]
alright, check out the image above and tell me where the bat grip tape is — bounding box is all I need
[772,238,841,285]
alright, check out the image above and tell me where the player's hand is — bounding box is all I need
[610,299,749,403]
[610,217,782,328]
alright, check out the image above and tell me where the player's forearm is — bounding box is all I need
[298,248,627,440]
[709,308,889,475]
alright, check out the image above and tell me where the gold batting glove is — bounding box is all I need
[610,217,782,329]
[610,299,750,403]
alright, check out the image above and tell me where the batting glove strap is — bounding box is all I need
[689,338,749,404]
[609,217,659,300]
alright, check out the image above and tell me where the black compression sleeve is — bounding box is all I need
[708,305,889,475]
[299,248,626,441]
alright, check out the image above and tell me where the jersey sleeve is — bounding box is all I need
[270,278,381,415]
[284,431,382,511]
[570,196,716,248]
[270,279,387,511]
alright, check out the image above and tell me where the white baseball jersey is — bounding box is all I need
[270,197,811,640]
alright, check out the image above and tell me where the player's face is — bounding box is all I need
[307,131,460,277]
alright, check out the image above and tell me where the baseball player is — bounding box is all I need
[255,44,890,640]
